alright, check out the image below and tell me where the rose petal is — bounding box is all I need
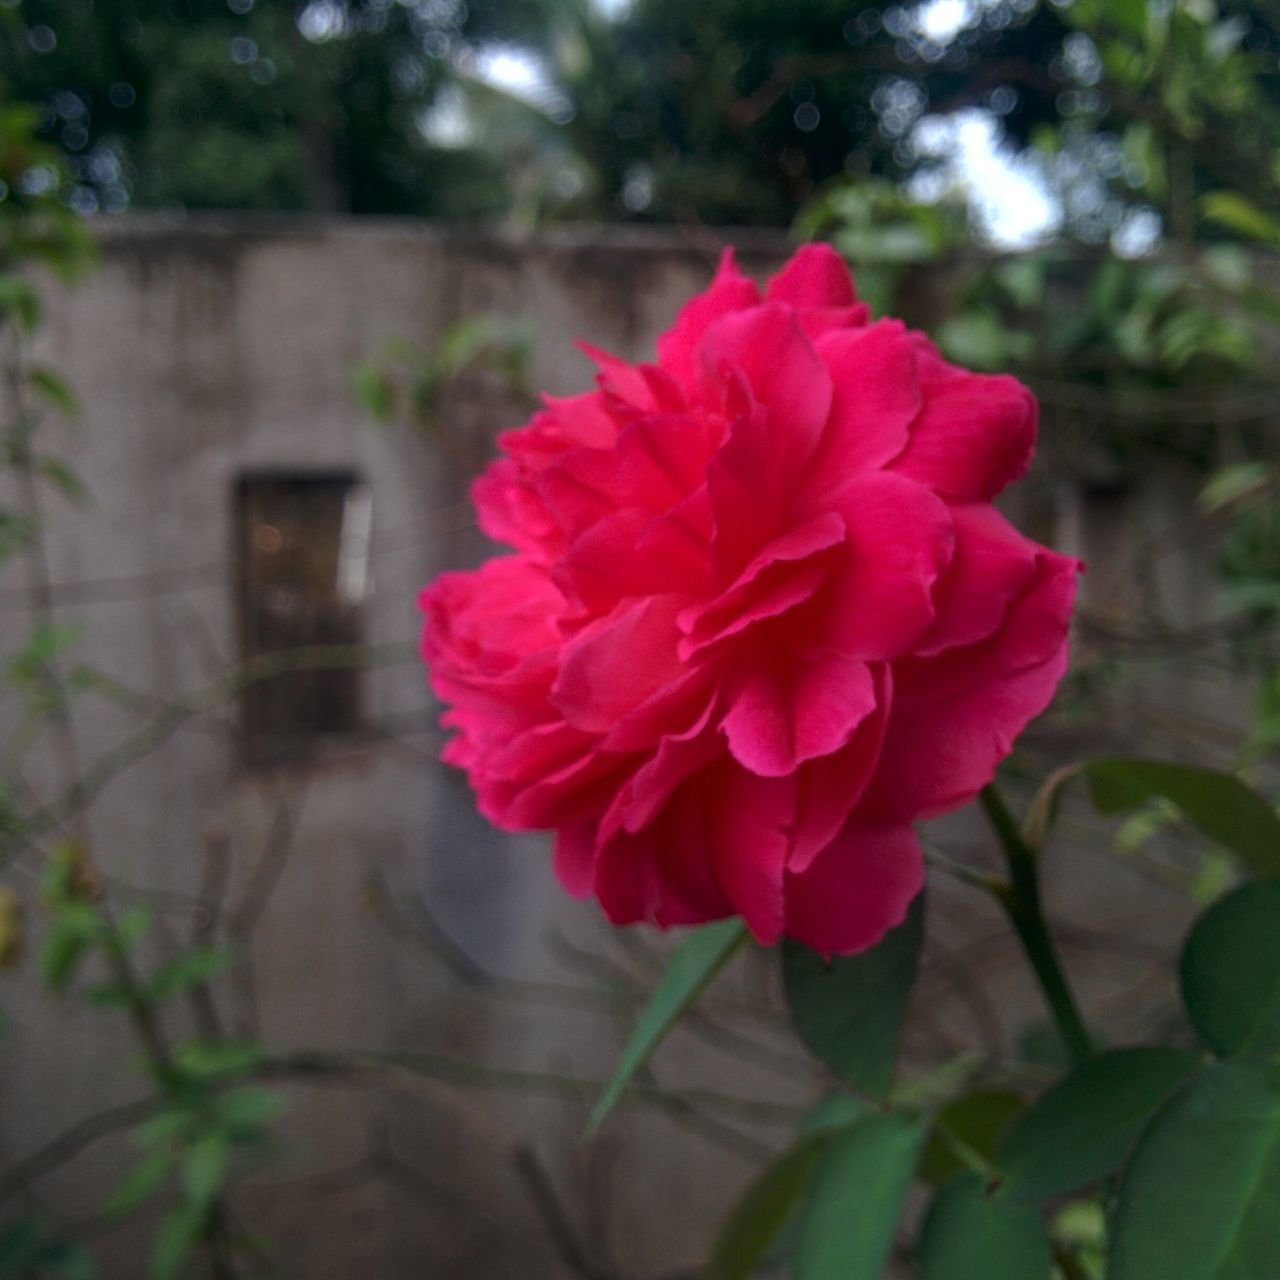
[657,247,760,389]
[802,472,955,661]
[555,505,710,614]
[678,512,844,659]
[892,359,1037,502]
[789,663,892,871]
[917,503,1041,657]
[554,822,598,898]
[551,593,686,733]
[698,303,833,472]
[784,822,924,955]
[867,551,1080,821]
[721,654,876,778]
[706,764,794,944]
[800,320,922,508]
[765,243,857,308]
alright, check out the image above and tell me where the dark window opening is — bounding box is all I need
[235,470,372,765]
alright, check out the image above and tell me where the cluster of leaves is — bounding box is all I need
[352,316,533,435]
[0,0,561,218]
[593,759,1280,1278]
[0,96,286,1280]
[0,0,1070,227]
[12,850,285,1280]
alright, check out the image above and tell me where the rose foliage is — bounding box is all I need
[421,245,1079,954]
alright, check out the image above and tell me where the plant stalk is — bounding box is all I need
[980,785,1093,1066]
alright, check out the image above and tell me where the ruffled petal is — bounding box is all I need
[721,654,876,778]
[657,247,760,389]
[551,593,686,733]
[917,503,1041,657]
[800,320,921,509]
[705,764,795,944]
[697,303,833,473]
[678,512,844,660]
[784,822,924,955]
[867,551,1080,821]
[801,472,955,661]
[765,243,857,308]
[892,358,1037,502]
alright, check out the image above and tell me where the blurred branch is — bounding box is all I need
[13,642,416,855]
[0,1098,155,1204]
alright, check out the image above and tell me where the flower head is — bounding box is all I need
[421,245,1079,954]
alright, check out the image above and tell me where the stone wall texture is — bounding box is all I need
[0,215,1257,1279]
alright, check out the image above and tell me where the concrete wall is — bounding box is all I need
[0,215,1260,1278]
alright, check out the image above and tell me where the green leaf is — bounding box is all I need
[0,1216,45,1270]
[182,1133,230,1213]
[173,1039,267,1080]
[104,1148,173,1217]
[782,892,923,1098]
[1106,0,1150,40]
[1198,462,1271,513]
[83,981,134,1008]
[1111,1060,1280,1279]
[998,1047,1200,1201]
[350,363,395,423]
[792,1110,926,1279]
[586,919,747,1135]
[39,1240,97,1280]
[1181,879,1280,1057]
[26,365,79,418]
[214,1087,285,1136]
[918,1173,1052,1280]
[133,1108,195,1148]
[40,904,100,992]
[148,1207,201,1280]
[0,275,42,333]
[38,458,89,506]
[799,1091,869,1136]
[920,1091,1024,1186]
[1201,191,1280,245]
[1082,759,1280,876]
[147,945,233,1001]
[705,1134,828,1280]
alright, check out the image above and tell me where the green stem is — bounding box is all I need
[980,786,1093,1067]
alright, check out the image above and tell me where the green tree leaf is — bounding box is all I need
[705,1133,829,1280]
[147,946,233,1002]
[148,1207,201,1280]
[39,904,100,992]
[1180,879,1280,1057]
[793,1110,926,1280]
[104,1149,173,1218]
[918,1172,1052,1280]
[173,1039,267,1080]
[1198,462,1271,513]
[998,1047,1200,1201]
[182,1133,230,1214]
[38,1239,97,1280]
[782,892,923,1098]
[26,365,79,418]
[920,1091,1025,1186]
[214,1087,285,1137]
[586,919,747,1135]
[1200,191,1280,244]
[1082,759,1280,876]
[1111,1060,1280,1279]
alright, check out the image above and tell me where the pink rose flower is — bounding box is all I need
[421,246,1079,954]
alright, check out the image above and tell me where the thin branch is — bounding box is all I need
[0,1098,156,1204]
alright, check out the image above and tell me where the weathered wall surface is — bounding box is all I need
[0,216,1257,1278]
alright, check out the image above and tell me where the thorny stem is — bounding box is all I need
[979,785,1093,1067]
[5,326,87,848]
[4,318,237,1273]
